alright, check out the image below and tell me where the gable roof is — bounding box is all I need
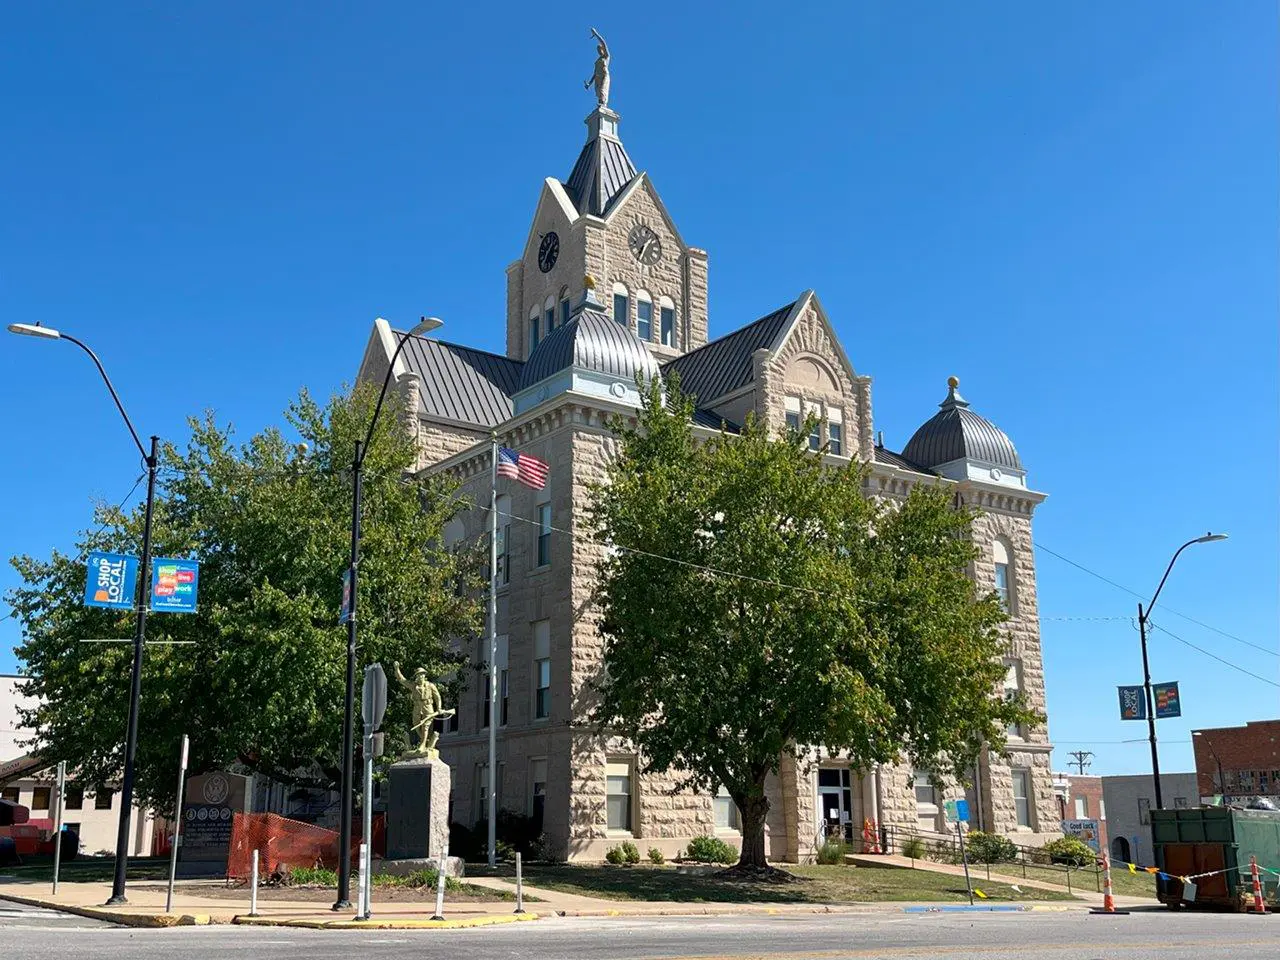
[394,331,522,428]
[660,300,797,405]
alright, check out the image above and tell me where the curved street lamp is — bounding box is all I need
[1138,532,1228,810]
[333,316,441,910]
[7,321,157,905]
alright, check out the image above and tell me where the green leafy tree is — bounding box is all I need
[7,384,481,809]
[589,379,1037,869]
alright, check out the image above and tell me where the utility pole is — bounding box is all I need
[1068,751,1094,776]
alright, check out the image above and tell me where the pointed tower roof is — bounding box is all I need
[564,107,638,217]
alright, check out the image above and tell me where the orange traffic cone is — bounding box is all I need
[1250,855,1267,915]
[1090,854,1130,916]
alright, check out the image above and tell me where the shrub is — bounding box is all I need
[815,839,851,865]
[605,845,626,865]
[901,836,927,860]
[963,831,1019,864]
[685,835,737,865]
[1040,836,1095,868]
[648,847,665,865]
[286,865,337,886]
[605,841,641,865]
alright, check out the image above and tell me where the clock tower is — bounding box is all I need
[505,77,708,363]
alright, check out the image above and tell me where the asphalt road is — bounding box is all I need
[0,900,114,930]
[2,906,1277,959]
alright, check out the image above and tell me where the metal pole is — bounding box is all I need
[955,821,973,906]
[165,735,189,913]
[249,849,259,916]
[1138,602,1163,810]
[487,434,499,867]
[360,723,374,920]
[107,434,159,905]
[514,852,524,914]
[335,441,362,910]
[51,761,66,895]
[431,845,448,921]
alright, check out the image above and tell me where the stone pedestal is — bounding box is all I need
[387,756,451,862]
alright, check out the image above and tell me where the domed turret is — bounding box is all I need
[902,377,1026,486]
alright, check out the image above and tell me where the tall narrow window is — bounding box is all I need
[537,503,552,567]
[500,668,509,726]
[1013,773,1034,829]
[1074,796,1088,819]
[785,396,801,434]
[482,674,490,729]
[529,308,540,353]
[530,758,548,831]
[1004,660,1024,738]
[714,784,739,831]
[659,296,675,346]
[612,282,629,327]
[636,291,653,341]
[606,760,633,832]
[993,538,1013,611]
[544,295,555,336]
[808,415,821,451]
[560,287,571,328]
[533,619,551,720]
[495,495,511,586]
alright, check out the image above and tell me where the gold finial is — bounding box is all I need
[947,375,959,389]
[584,274,597,290]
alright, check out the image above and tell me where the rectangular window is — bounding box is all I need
[560,299,571,328]
[828,422,843,456]
[534,619,551,720]
[500,668,509,726]
[530,758,547,831]
[995,563,1010,610]
[637,299,653,341]
[482,673,490,729]
[32,786,51,811]
[613,293,628,326]
[1012,769,1032,828]
[537,503,552,567]
[660,306,674,346]
[714,784,739,831]
[1138,797,1151,825]
[606,761,633,832]
[1004,661,1024,738]
[1074,796,1087,819]
[64,784,84,810]
[1174,796,1189,809]
[0,787,17,804]
[544,306,554,336]
[809,422,821,451]
[94,788,114,811]
[529,316,539,351]
[1099,798,1106,820]
[494,497,511,586]
[784,396,802,434]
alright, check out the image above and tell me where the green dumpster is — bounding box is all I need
[1151,806,1280,909]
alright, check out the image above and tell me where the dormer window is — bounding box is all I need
[636,290,653,341]
[612,282,629,327]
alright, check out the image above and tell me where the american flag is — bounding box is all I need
[497,446,549,490]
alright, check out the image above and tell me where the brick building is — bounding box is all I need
[355,58,1057,860]
[1054,773,1107,850]
[1193,720,1280,803]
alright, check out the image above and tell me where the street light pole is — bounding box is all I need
[6,322,154,905]
[1138,532,1228,812]
[333,317,441,910]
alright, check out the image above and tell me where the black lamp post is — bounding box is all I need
[1137,532,1228,810]
[7,321,157,905]
[333,317,441,909]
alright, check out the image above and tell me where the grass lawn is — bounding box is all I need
[2,856,171,883]
[505,862,1078,904]
[975,860,1157,899]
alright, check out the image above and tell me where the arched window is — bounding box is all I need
[993,538,1014,612]
[636,290,653,342]
[559,286,571,329]
[543,294,555,336]
[612,282,629,327]
[658,295,676,347]
[528,305,540,354]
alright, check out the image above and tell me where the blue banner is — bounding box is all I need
[151,557,199,613]
[339,568,352,624]
[83,552,139,610]
[1118,685,1147,721]
[1153,682,1181,719]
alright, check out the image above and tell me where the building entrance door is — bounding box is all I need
[818,768,854,843]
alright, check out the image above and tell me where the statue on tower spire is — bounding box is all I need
[584,28,611,107]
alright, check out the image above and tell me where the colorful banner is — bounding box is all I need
[339,568,352,624]
[1153,682,1181,719]
[1061,818,1101,852]
[151,557,199,613]
[83,552,139,610]
[1118,685,1146,721]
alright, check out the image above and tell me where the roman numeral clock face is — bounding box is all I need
[538,232,559,273]
[628,223,663,266]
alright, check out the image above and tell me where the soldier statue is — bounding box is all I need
[392,662,454,760]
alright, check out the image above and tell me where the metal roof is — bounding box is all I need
[691,407,740,433]
[660,301,796,405]
[518,309,661,393]
[394,332,522,428]
[874,446,933,474]
[900,380,1023,471]
[565,134,638,217]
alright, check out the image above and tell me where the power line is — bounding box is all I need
[1150,622,1280,689]
[1034,541,1277,659]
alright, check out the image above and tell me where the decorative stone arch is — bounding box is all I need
[785,352,842,395]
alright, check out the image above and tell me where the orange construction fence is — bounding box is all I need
[226,811,384,879]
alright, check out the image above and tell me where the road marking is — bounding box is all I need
[644,939,1277,960]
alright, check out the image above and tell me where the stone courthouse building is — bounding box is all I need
[356,56,1058,860]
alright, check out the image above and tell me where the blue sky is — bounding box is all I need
[1,2,1275,777]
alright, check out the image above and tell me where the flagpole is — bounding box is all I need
[487,433,499,867]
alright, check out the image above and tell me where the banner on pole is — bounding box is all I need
[339,568,352,624]
[151,558,199,613]
[83,552,139,610]
[1118,685,1147,721]
[1153,682,1181,719]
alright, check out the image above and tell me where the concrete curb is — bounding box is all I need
[553,902,1082,918]
[0,893,215,927]
[232,912,541,930]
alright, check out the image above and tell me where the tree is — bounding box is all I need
[588,380,1038,870]
[6,384,481,809]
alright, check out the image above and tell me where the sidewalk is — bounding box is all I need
[0,879,540,929]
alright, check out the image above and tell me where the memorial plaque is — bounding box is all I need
[177,771,251,877]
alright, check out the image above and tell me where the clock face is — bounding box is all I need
[537,232,559,273]
[628,223,663,266]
